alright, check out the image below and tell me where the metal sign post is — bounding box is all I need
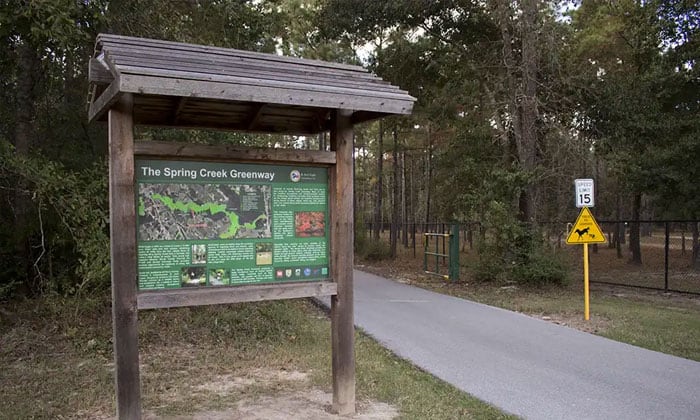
[567,188,606,321]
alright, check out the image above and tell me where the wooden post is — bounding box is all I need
[108,93,142,419]
[330,109,355,415]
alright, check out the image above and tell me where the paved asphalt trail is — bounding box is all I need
[319,270,700,420]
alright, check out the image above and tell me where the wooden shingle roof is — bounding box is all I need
[88,34,415,134]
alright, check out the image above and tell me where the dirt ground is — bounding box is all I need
[141,368,397,420]
[145,391,396,420]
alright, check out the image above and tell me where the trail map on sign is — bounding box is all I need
[138,183,271,241]
[135,159,329,290]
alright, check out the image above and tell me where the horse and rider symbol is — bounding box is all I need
[574,227,596,240]
[566,208,606,245]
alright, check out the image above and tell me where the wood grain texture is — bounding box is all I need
[116,66,410,100]
[329,109,355,415]
[89,34,415,132]
[134,141,336,165]
[97,33,366,72]
[119,74,412,116]
[246,103,266,130]
[89,80,121,122]
[108,54,397,91]
[108,94,142,419]
[89,57,113,84]
[138,281,337,310]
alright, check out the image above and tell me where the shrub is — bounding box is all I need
[0,141,110,296]
[470,200,570,285]
[357,239,392,261]
[472,254,507,282]
[510,247,569,286]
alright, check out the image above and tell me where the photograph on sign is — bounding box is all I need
[135,159,329,290]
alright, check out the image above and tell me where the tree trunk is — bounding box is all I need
[352,135,357,235]
[401,150,408,247]
[681,227,686,255]
[629,193,642,265]
[408,151,416,247]
[494,0,539,224]
[13,42,40,287]
[692,222,699,270]
[517,0,539,224]
[615,191,623,258]
[372,120,383,240]
[14,43,38,155]
[425,124,433,225]
[390,126,400,258]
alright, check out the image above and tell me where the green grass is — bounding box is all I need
[594,296,700,360]
[0,295,512,419]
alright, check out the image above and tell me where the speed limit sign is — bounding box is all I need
[575,179,594,208]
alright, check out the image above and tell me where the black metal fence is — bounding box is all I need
[363,221,700,295]
[590,220,700,295]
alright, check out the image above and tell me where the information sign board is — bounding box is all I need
[574,178,594,208]
[135,159,328,290]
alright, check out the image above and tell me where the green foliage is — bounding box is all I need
[355,232,392,262]
[354,212,368,251]
[471,201,569,286]
[568,0,700,218]
[0,0,101,49]
[354,210,392,261]
[473,245,569,286]
[0,141,109,295]
[472,253,507,283]
[0,0,697,296]
[510,247,569,286]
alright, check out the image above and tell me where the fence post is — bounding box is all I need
[450,223,460,281]
[412,223,416,257]
[681,229,686,255]
[435,231,439,273]
[423,233,428,273]
[664,222,670,292]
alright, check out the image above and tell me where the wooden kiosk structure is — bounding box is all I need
[88,34,414,418]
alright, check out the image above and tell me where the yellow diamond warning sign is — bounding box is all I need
[566,207,606,244]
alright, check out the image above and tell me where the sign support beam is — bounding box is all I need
[567,207,604,321]
[108,93,142,419]
[583,243,590,321]
[330,109,355,415]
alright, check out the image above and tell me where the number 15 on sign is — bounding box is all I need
[575,178,594,208]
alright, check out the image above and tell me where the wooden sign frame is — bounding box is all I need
[108,97,355,417]
[91,34,414,419]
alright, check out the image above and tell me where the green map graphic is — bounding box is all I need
[138,183,271,241]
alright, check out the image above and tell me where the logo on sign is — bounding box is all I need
[290,170,301,182]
